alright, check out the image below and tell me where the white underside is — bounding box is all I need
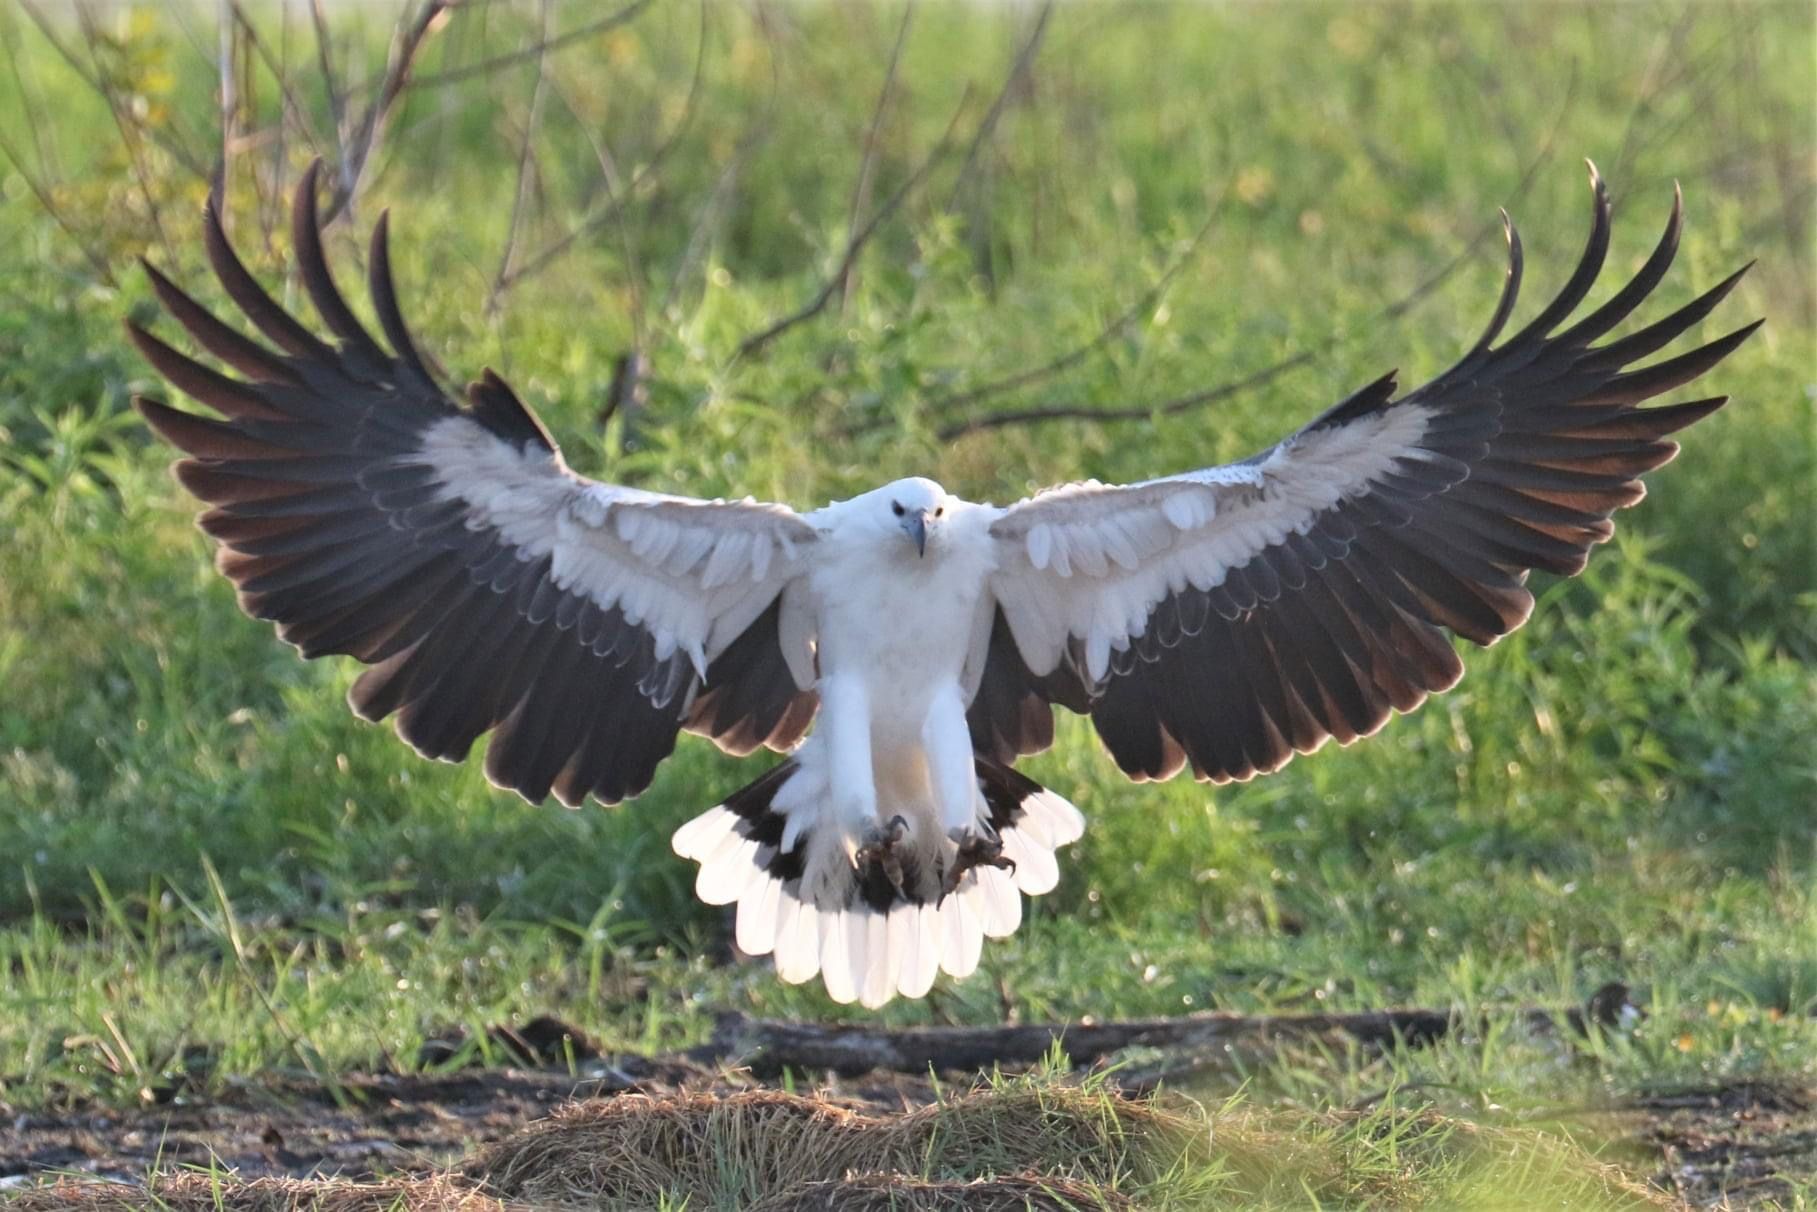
[671,513,1085,1006]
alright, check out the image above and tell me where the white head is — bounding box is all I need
[861,476,950,558]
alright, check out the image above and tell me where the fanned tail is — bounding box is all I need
[671,753,1084,1008]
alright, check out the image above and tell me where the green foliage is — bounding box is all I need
[0,3,1812,1198]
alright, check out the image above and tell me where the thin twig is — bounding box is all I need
[941,2,1051,214]
[711,988,1629,1078]
[487,0,552,313]
[0,4,59,183]
[226,1,332,160]
[493,0,708,300]
[549,77,647,353]
[924,184,1229,423]
[218,0,237,171]
[839,3,916,314]
[658,121,768,318]
[72,1,177,266]
[15,0,211,181]
[935,62,1576,442]
[321,0,453,227]
[405,0,655,89]
[0,127,117,286]
[308,0,347,173]
[730,90,973,364]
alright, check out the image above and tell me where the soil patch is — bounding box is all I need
[1629,1081,1817,1208]
[2,1047,1810,1208]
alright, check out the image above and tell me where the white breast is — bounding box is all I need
[807,511,997,737]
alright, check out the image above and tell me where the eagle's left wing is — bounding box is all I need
[978,168,1757,782]
[131,165,820,808]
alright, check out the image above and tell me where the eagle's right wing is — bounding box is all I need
[133,164,820,807]
[977,167,1756,782]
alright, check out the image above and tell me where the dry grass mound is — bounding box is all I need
[747,1172,1134,1211]
[2,1174,501,1212]
[463,1083,1194,1208]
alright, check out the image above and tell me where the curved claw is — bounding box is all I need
[855,815,911,897]
[942,829,1016,898]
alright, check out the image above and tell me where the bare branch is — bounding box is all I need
[225,1,332,161]
[925,185,1228,422]
[935,61,1575,443]
[658,120,768,318]
[320,0,453,227]
[0,3,60,183]
[15,0,211,181]
[308,0,347,171]
[941,2,1051,214]
[712,986,1631,1079]
[405,0,654,90]
[838,2,916,314]
[493,0,708,299]
[730,90,973,364]
[548,76,648,352]
[0,127,116,286]
[72,1,177,265]
[487,0,553,313]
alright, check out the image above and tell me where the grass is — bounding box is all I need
[0,1,1813,1206]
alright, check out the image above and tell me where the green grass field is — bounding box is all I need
[1,2,1812,1207]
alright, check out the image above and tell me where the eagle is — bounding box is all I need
[132,161,1755,1008]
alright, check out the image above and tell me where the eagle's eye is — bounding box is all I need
[891,501,904,516]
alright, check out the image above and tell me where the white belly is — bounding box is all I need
[809,543,987,742]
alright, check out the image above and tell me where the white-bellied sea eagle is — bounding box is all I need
[133,162,1757,1007]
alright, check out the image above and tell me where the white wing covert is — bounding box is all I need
[132,164,820,807]
[979,167,1757,783]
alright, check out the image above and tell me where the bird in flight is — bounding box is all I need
[134,161,1755,1008]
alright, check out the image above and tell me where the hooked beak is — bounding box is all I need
[903,509,929,557]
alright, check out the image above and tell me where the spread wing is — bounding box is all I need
[978,166,1758,782]
[132,164,821,807]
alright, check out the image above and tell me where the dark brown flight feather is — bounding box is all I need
[133,162,816,807]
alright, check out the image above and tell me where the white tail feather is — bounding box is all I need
[818,911,858,1004]
[735,874,783,955]
[670,767,1084,1007]
[975,865,1022,938]
[941,890,984,978]
[773,892,820,984]
[670,806,738,860]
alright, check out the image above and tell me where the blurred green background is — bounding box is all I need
[0,0,1811,1133]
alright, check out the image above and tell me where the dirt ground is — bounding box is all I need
[1,1040,1810,1208]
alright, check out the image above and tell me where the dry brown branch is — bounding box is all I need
[935,63,1576,442]
[942,2,1052,215]
[838,2,916,314]
[731,89,973,363]
[0,5,59,182]
[544,76,648,352]
[711,985,1632,1078]
[15,0,211,181]
[0,107,117,287]
[308,0,346,168]
[226,1,332,161]
[925,186,1229,422]
[321,0,454,226]
[486,0,553,313]
[406,0,655,90]
[492,0,708,301]
[72,1,177,265]
[658,119,769,317]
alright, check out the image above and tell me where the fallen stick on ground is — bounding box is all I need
[711,983,1635,1078]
